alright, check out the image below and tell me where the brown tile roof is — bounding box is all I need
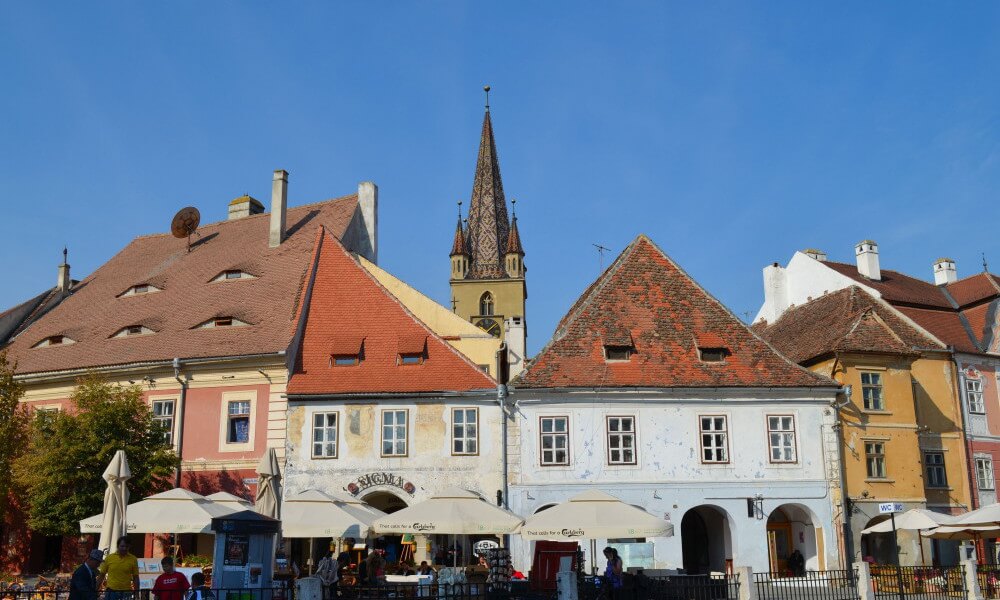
[755,287,942,364]
[505,216,524,255]
[946,273,1000,308]
[4,196,359,374]
[287,231,495,396]
[514,235,835,389]
[823,261,952,308]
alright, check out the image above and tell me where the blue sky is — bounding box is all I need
[2,3,999,355]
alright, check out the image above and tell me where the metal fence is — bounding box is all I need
[577,573,740,600]
[0,591,292,600]
[977,564,1000,600]
[754,570,859,600]
[870,565,966,600]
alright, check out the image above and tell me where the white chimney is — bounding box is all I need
[57,248,71,293]
[803,248,828,262]
[855,240,881,280]
[934,257,957,285]
[758,262,788,324]
[357,181,378,264]
[504,315,526,380]
[269,170,288,248]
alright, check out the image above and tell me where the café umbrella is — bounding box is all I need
[282,489,385,538]
[205,491,253,510]
[861,509,956,534]
[97,450,132,553]
[255,449,282,521]
[80,488,237,534]
[923,525,1000,541]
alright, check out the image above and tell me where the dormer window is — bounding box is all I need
[119,284,161,297]
[330,336,364,367]
[33,335,75,348]
[333,355,360,366]
[211,270,256,282]
[604,345,633,361]
[112,325,155,338]
[397,334,427,366]
[399,353,423,365]
[195,317,250,329]
[699,348,729,363]
[695,332,729,363]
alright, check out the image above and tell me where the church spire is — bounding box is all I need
[505,200,524,256]
[450,202,468,256]
[466,92,510,279]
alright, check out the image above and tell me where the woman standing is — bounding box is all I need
[316,550,339,599]
[602,547,623,599]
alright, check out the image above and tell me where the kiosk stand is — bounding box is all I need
[211,510,281,599]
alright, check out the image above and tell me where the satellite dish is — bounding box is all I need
[171,207,200,251]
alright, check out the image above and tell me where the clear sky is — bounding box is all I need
[2,3,1000,356]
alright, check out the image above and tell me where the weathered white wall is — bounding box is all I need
[754,251,878,324]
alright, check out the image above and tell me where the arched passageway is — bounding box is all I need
[681,505,732,574]
[767,503,822,574]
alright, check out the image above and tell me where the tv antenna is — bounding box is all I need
[593,243,611,272]
[171,206,201,252]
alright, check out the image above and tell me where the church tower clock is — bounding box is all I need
[449,89,527,377]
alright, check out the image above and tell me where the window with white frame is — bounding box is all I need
[227,400,251,444]
[452,408,478,455]
[540,416,569,466]
[151,400,175,444]
[977,457,995,490]
[865,441,887,478]
[924,452,947,488]
[312,412,338,458]
[861,372,885,410]
[967,379,985,414]
[381,410,408,457]
[700,416,729,463]
[607,416,636,465]
[767,415,796,463]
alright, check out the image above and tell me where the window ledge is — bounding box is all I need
[865,478,896,483]
[926,486,953,491]
[861,410,893,415]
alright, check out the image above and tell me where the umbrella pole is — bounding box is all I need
[309,537,314,575]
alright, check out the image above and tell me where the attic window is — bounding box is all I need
[333,355,360,366]
[399,353,424,366]
[604,345,633,362]
[195,317,249,329]
[119,284,161,297]
[211,270,256,282]
[112,325,155,338]
[699,348,729,363]
[33,335,75,348]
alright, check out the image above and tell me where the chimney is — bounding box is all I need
[855,240,881,280]
[57,247,71,293]
[228,194,264,220]
[759,262,788,323]
[934,257,958,285]
[269,170,288,248]
[504,316,527,380]
[357,181,378,263]
[803,248,828,262]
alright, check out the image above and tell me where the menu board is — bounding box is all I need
[224,534,250,567]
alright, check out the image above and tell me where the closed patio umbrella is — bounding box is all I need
[255,448,282,520]
[97,450,132,553]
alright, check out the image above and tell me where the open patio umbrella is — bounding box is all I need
[519,490,674,540]
[283,490,385,538]
[80,488,238,534]
[97,450,132,553]
[862,509,956,534]
[945,503,1000,528]
[255,448,282,520]
[205,491,253,510]
[923,525,1000,540]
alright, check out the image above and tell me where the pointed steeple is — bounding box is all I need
[466,104,510,279]
[505,202,524,256]
[451,203,468,256]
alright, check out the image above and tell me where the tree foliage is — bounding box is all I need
[0,351,30,524]
[14,375,178,535]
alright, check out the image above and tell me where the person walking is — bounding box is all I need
[186,573,214,600]
[602,547,624,600]
[153,556,190,600]
[316,550,339,600]
[70,550,105,600]
[97,537,140,600]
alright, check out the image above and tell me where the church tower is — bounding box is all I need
[450,90,527,377]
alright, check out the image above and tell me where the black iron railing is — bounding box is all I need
[869,565,966,600]
[577,573,740,600]
[754,570,859,600]
[977,564,1000,600]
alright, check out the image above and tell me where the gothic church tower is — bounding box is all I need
[450,94,527,377]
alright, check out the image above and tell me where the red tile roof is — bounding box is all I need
[4,196,359,374]
[515,235,835,389]
[946,273,1000,308]
[754,287,941,364]
[287,231,496,396]
[824,261,951,308]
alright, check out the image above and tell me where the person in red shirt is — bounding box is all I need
[153,557,190,600]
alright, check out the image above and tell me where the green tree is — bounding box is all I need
[0,351,31,524]
[14,375,178,535]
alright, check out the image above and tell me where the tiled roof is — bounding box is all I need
[465,110,511,279]
[514,235,835,389]
[894,306,982,354]
[824,261,952,308]
[0,288,68,345]
[450,216,468,256]
[287,231,496,396]
[755,287,941,364]
[4,196,359,374]
[946,273,1000,308]
[505,216,524,255]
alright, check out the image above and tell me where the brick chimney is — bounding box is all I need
[269,170,288,248]
[855,240,881,280]
[934,258,958,285]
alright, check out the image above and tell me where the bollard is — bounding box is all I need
[962,559,984,600]
[296,576,323,600]
[735,567,756,600]
[855,562,876,600]
[557,571,579,600]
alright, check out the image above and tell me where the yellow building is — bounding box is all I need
[757,286,971,566]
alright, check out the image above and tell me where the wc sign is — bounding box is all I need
[878,502,904,514]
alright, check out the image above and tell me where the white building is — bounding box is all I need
[507,235,842,574]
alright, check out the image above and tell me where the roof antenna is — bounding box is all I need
[484,85,491,111]
[593,243,610,273]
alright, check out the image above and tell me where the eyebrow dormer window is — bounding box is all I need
[699,348,729,363]
[112,325,155,338]
[195,317,249,329]
[604,345,633,361]
[211,270,256,282]
[32,335,76,348]
[329,336,365,367]
[119,284,161,297]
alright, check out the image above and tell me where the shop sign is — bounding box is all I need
[346,472,416,496]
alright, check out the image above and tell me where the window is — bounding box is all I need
[604,346,633,361]
[196,317,250,329]
[32,335,75,348]
[700,416,729,463]
[333,355,360,366]
[479,292,495,316]
[211,270,256,282]
[119,284,161,297]
[540,416,569,466]
[607,416,636,465]
[151,400,175,444]
[399,353,423,365]
[865,441,887,478]
[312,412,338,458]
[767,415,797,463]
[452,408,478,455]
[381,410,408,456]
[967,379,985,414]
[925,452,947,488]
[699,348,729,363]
[977,457,995,490]
[112,325,154,338]
[861,372,885,411]
[227,401,251,444]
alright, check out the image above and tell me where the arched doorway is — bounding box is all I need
[362,491,410,564]
[681,506,732,574]
[860,515,897,565]
[767,504,821,575]
[362,491,408,514]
